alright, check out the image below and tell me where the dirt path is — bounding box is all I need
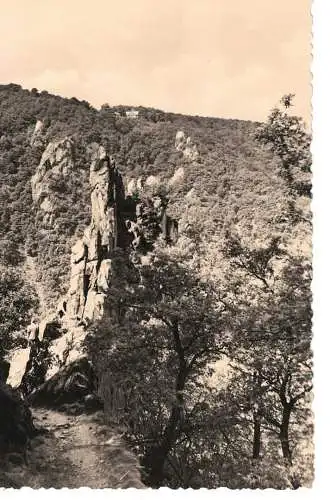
[4,408,144,489]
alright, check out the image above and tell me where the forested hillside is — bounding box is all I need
[0,83,285,305]
[0,84,312,489]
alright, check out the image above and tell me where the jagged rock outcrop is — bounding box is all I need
[31,137,75,225]
[175,130,199,160]
[13,147,128,391]
[66,146,127,323]
[30,119,44,147]
[17,142,179,400]
[168,167,185,187]
[63,146,178,324]
[126,177,143,196]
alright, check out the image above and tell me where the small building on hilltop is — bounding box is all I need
[125,109,139,119]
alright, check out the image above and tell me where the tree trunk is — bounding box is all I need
[252,412,261,459]
[251,368,262,460]
[143,342,187,486]
[142,404,182,487]
[142,320,189,487]
[279,405,292,464]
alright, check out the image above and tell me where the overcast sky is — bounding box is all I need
[1,0,311,122]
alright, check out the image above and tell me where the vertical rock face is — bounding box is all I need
[66,146,126,323]
[64,144,179,324]
[89,146,124,252]
[31,137,75,225]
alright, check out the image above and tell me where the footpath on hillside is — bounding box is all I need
[2,408,144,489]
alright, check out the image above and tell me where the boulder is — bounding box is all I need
[7,349,31,389]
[29,358,98,409]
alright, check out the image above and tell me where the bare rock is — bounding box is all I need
[175,130,199,160]
[7,349,31,389]
[39,315,62,341]
[29,358,98,409]
[175,130,186,150]
[31,137,75,223]
[30,119,44,147]
[168,167,185,186]
[65,145,126,324]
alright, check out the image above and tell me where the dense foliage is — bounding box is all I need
[0,265,38,358]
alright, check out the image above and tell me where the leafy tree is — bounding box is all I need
[255,94,312,199]
[86,240,231,487]
[0,265,38,358]
[0,238,24,266]
[221,225,312,488]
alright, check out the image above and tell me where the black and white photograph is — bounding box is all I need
[0,0,316,491]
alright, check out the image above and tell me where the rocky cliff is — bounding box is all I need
[9,138,178,404]
[31,137,75,226]
[65,145,126,324]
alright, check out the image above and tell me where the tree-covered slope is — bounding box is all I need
[0,83,285,305]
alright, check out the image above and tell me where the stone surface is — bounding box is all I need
[30,119,44,147]
[145,175,160,188]
[39,315,62,341]
[7,349,31,389]
[169,167,185,186]
[175,130,199,160]
[126,177,143,196]
[31,137,75,225]
[65,146,126,323]
[29,358,98,409]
